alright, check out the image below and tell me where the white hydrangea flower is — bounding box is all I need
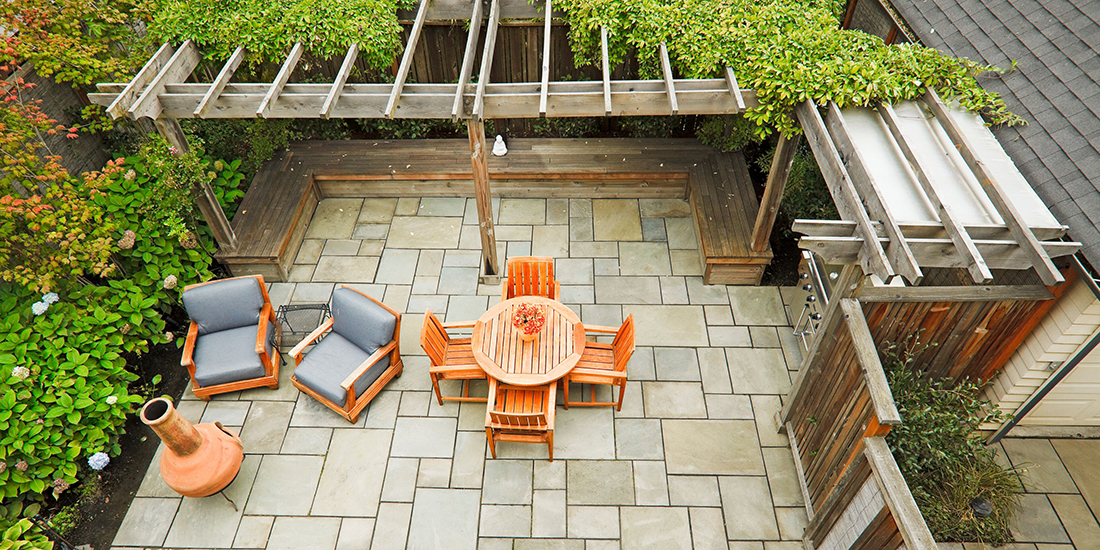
[88,452,109,471]
[106,395,118,405]
[42,292,59,304]
[31,301,48,316]
[11,366,30,380]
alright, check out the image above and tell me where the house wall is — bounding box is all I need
[984,275,1100,423]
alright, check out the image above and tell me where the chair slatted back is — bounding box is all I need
[611,314,636,372]
[505,256,558,300]
[420,310,449,366]
[489,411,547,429]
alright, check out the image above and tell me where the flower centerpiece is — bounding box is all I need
[512,302,546,342]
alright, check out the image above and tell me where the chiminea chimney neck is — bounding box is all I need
[141,398,203,456]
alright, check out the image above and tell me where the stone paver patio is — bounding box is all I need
[114,196,814,550]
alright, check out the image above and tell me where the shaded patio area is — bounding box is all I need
[114,196,810,550]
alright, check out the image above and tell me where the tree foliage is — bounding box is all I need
[554,0,1022,136]
[0,0,153,86]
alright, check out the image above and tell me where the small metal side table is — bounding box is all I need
[276,303,332,347]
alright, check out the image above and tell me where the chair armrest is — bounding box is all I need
[256,304,273,354]
[582,324,620,334]
[485,377,499,425]
[339,340,398,391]
[546,382,556,425]
[500,280,509,302]
[289,318,334,359]
[181,322,199,372]
[442,321,476,329]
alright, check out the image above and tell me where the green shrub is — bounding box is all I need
[0,517,52,549]
[697,115,766,152]
[884,344,1021,544]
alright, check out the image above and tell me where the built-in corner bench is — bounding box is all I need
[216,139,771,285]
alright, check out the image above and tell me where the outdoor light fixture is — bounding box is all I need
[969,497,993,518]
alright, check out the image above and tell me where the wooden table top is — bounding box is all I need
[471,296,585,386]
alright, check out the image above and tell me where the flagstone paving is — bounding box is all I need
[113,196,1090,550]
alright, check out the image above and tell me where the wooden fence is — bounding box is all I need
[782,298,937,550]
[855,280,1063,382]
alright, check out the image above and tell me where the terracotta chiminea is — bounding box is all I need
[140,397,243,498]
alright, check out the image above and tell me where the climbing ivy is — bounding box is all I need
[149,0,416,68]
[554,0,1022,136]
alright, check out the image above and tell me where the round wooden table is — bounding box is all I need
[471,296,586,386]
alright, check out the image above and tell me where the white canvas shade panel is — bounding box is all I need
[843,101,1060,231]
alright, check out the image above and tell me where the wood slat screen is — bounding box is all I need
[860,297,1050,382]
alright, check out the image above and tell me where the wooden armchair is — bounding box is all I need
[181,275,281,400]
[289,286,402,423]
[563,314,635,411]
[501,256,560,301]
[485,378,556,461]
[421,310,487,405]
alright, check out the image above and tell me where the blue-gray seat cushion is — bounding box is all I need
[183,278,265,335]
[331,287,396,353]
[293,333,391,405]
[193,321,276,387]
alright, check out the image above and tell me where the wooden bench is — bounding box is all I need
[688,153,773,285]
[217,139,772,284]
[214,152,320,281]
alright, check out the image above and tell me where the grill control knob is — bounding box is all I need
[806,295,816,303]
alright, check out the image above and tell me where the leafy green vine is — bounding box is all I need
[554,0,1023,136]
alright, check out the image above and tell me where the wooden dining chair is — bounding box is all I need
[485,378,556,461]
[501,256,560,301]
[421,310,487,405]
[562,314,635,411]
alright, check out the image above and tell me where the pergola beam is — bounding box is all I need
[472,0,501,121]
[724,67,745,112]
[659,43,678,115]
[923,88,1064,285]
[387,0,431,118]
[451,0,484,120]
[751,133,799,252]
[257,42,303,118]
[322,44,359,119]
[826,101,922,283]
[601,27,612,115]
[130,40,200,120]
[877,102,992,283]
[795,100,895,280]
[91,80,758,119]
[539,0,552,116]
[195,46,244,118]
[108,42,173,119]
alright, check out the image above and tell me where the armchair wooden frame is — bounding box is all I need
[181,274,281,400]
[501,256,560,301]
[288,285,403,423]
[563,314,635,411]
[421,310,486,405]
[485,378,556,461]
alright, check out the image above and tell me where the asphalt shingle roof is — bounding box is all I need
[891,0,1100,271]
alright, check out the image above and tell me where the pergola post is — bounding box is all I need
[154,117,238,251]
[467,120,499,275]
[751,133,800,252]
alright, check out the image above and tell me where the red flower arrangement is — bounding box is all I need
[512,302,546,338]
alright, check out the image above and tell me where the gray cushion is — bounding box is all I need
[193,321,276,387]
[294,333,391,405]
[331,287,396,353]
[183,278,265,335]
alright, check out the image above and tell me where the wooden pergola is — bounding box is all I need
[790,94,1080,287]
[88,0,780,276]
